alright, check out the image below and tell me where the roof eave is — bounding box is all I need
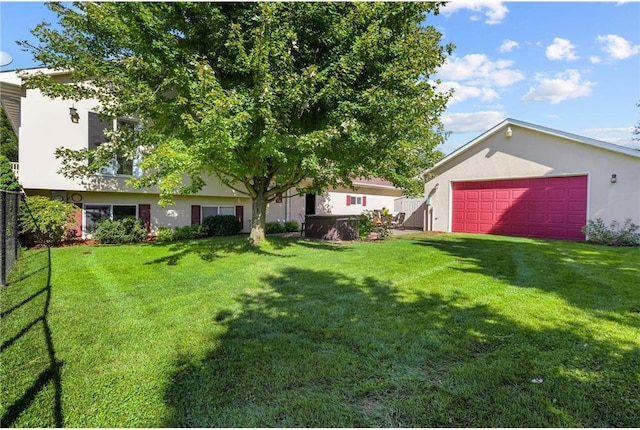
[424,118,640,176]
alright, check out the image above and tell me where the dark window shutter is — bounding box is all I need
[73,203,83,237]
[362,196,367,207]
[346,195,351,206]
[235,205,244,227]
[88,112,112,150]
[191,205,201,225]
[138,204,151,232]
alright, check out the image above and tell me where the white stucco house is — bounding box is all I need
[0,68,402,237]
[423,119,640,241]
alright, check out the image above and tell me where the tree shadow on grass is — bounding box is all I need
[0,247,64,427]
[145,235,351,266]
[162,266,639,427]
[409,235,640,321]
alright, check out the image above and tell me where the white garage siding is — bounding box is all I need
[424,119,640,239]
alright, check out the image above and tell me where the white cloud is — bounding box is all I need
[596,34,640,60]
[546,38,579,61]
[583,126,634,135]
[441,1,509,25]
[589,56,602,64]
[598,137,640,150]
[522,70,594,104]
[442,111,505,133]
[438,81,500,105]
[582,127,639,149]
[438,54,525,87]
[499,39,520,53]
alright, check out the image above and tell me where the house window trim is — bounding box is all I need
[347,195,367,206]
[201,205,236,220]
[83,203,139,235]
[89,113,143,178]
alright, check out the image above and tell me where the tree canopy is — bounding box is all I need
[23,2,453,244]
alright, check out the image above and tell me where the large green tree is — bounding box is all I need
[23,2,453,244]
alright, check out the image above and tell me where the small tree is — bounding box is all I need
[23,2,453,245]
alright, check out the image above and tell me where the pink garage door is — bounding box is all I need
[452,176,588,240]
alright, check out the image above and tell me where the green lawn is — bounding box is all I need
[1,233,639,427]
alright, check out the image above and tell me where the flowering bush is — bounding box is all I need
[19,195,78,246]
[359,209,392,240]
[582,218,639,246]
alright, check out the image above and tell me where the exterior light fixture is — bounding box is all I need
[69,106,79,123]
[611,174,617,183]
[505,126,513,138]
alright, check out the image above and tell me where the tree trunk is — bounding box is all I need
[249,191,268,246]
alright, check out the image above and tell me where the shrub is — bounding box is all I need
[93,217,148,244]
[173,224,207,240]
[155,227,174,242]
[616,219,640,246]
[265,221,286,234]
[582,218,640,246]
[0,155,20,191]
[202,215,242,236]
[357,213,373,240]
[284,220,299,232]
[19,195,78,246]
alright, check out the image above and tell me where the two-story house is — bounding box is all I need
[0,68,404,237]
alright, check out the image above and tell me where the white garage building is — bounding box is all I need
[423,119,640,241]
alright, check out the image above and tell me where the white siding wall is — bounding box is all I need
[18,85,245,197]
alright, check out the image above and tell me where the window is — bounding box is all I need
[113,205,137,220]
[202,206,235,219]
[346,195,367,207]
[115,120,136,176]
[88,113,141,177]
[84,204,137,233]
[84,205,110,233]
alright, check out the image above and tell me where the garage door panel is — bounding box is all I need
[480,191,494,200]
[510,210,528,223]
[495,201,510,211]
[568,187,585,199]
[466,202,480,211]
[567,213,586,224]
[548,201,567,212]
[528,213,545,223]
[466,190,480,200]
[567,201,585,211]
[548,189,568,200]
[529,201,546,212]
[495,190,511,200]
[528,189,546,201]
[480,201,494,211]
[511,189,527,200]
[452,176,587,240]
[479,212,494,221]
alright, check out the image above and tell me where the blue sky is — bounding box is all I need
[1,1,639,155]
[430,1,640,154]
